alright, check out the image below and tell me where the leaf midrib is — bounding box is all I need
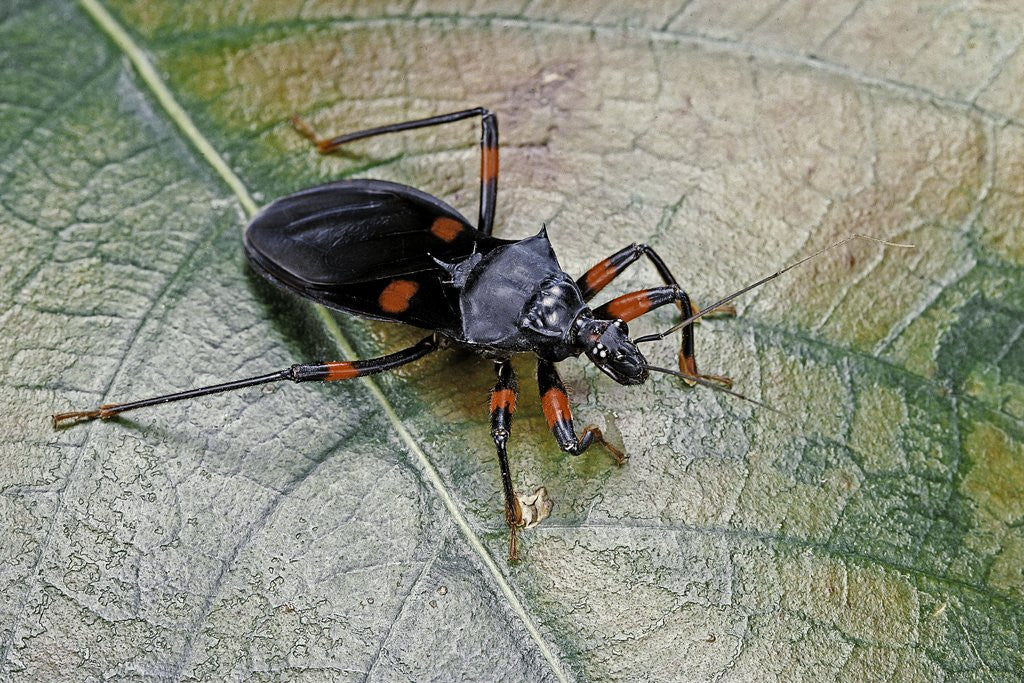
[77,0,569,680]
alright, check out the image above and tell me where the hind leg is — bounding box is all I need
[292,107,500,235]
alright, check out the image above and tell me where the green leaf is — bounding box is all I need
[3,0,1022,679]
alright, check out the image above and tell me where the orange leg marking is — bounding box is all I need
[583,259,617,296]
[378,279,419,314]
[481,146,499,183]
[324,361,360,381]
[490,388,516,413]
[540,387,571,429]
[604,291,653,322]
[679,351,698,378]
[430,216,463,242]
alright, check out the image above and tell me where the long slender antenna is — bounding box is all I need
[645,364,791,418]
[635,234,914,345]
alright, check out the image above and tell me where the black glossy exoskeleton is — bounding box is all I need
[53,108,904,560]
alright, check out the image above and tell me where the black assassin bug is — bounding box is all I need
[53,107,910,561]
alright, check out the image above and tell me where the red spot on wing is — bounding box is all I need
[430,216,463,243]
[379,279,419,313]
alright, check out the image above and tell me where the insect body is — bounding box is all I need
[53,108,907,561]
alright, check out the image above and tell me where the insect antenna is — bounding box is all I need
[645,364,791,417]
[634,234,914,345]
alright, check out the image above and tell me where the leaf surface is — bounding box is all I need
[2,1,1022,679]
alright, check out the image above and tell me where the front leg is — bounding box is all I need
[537,359,625,465]
[594,286,731,386]
[576,242,678,302]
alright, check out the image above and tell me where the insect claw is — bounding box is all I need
[289,115,328,151]
[505,488,552,561]
[647,364,789,417]
[51,412,77,428]
[604,440,627,466]
[688,301,736,322]
[51,406,110,427]
[677,351,731,388]
[507,529,520,563]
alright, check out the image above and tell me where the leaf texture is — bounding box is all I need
[2,0,1022,679]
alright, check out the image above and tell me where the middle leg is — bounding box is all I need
[489,359,551,561]
[537,359,625,464]
[489,359,522,561]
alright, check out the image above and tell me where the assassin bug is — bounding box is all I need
[53,107,910,561]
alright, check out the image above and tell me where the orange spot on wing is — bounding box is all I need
[490,388,516,413]
[481,147,499,183]
[540,387,571,429]
[430,216,463,243]
[584,259,617,295]
[324,362,359,381]
[606,291,652,321]
[379,279,419,314]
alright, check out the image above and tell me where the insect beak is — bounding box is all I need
[617,358,649,385]
[591,350,649,385]
[579,317,649,385]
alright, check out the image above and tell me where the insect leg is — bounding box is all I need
[489,360,523,561]
[575,243,672,301]
[577,242,737,315]
[291,107,499,235]
[594,287,731,386]
[576,243,735,316]
[577,244,733,384]
[537,359,625,464]
[52,336,437,427]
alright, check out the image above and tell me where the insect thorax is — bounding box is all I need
[457,231,586,360]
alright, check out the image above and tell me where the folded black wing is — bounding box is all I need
[244,179,508,333]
